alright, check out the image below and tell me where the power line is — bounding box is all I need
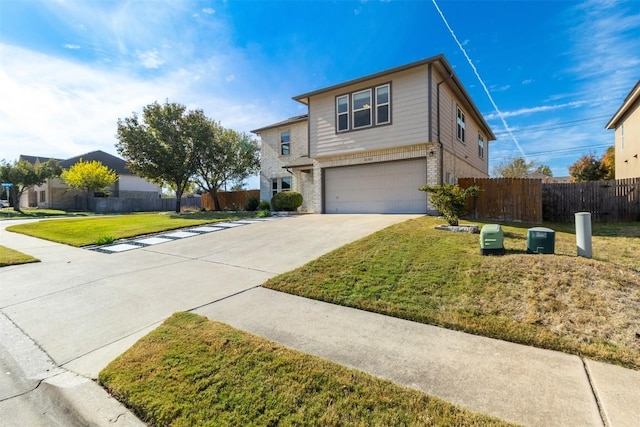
[493,115,611,138]
[491,143,611,161]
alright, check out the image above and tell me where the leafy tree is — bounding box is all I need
[568,154,607,182]
[535,164,553,177]
[193,122,260,211]
[116,101,210,213]
[0,159,62,212]
[61,160,117,210]
[419,184,480,226]
[601,146,615,180]
[493,157,552,178]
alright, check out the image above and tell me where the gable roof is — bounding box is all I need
[19,155,64,165]
[606,79,640,130]
[292,54,495,140]
[59,150,131,174]
[251,114,308,134]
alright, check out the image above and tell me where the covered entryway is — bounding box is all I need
[323,159,428,214]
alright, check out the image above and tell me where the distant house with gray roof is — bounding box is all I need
[19,150,161,209]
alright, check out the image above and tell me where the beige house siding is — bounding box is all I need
[607,80,640,179]
[614,99,640,179]
[257,120,312,208]
[309,66,430,157]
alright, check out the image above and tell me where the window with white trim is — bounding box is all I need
[621,124,624,150]
[376,84,390,125]
[478,133,485,159]
[271,177,291,196]
[336,83,391,132]
[352,89,372,129]
[456,106,466,143]
[337,96,349,131]
[280,130,290,156]
[39,190,46,203]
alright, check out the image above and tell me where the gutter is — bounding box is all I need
[436,72,454,185]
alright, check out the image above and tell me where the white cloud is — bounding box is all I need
[138,49,164,69]
[0,44,282,164]
[521,79,533,85]
[64,44,81,49]
[225,74,235,82]
[202,7,215,15]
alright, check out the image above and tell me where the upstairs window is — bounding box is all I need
[478,133,485,159]
[376,84,390,125]
[457,106,466,143]
[337,96,349,132]
[352,89,372,129]
[621,124,625,150]
[336,83,391,133]
[280,130,290,156]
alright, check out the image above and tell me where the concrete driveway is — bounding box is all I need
[0,214,418,378]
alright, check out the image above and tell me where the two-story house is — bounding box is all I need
[606,79,640,179]
[254,54,495,214]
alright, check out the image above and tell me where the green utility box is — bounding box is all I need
[527,227,555,254]
[480,224,505,255]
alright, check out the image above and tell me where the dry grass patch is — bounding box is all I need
[264,217,640,369]
[99,312,513,427]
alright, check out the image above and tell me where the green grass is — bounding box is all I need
[99,312,514,427]
[264,216,640,369]
[6,211,255,246]
[0,208,90,219]
[0,245,39,267]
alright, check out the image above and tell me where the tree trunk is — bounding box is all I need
[10,186,22,213]
[209,188,221,211]
[175,188,183,213]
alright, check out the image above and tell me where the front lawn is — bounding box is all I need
[99,312,513,427]
[6,211,255,246]
[264,216,640,369]
[0,245,39,267]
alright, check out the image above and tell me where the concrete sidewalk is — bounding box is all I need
[1,214,639,426]
[194,287,640,427]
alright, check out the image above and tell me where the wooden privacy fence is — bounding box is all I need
[201,190,260,211]
[458,178,543,224]
[542,178,640,222]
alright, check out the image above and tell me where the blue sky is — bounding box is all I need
[1,0,639,187]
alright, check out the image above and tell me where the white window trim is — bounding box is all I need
[621,124,624,150]
[478,133,485,159]
[271,177,292,196]
[457,106,466,143]
[352,89,372,130]
[336,83,390,133]
[280,130,291,156]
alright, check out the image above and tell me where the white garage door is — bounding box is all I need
[324,159,428,214]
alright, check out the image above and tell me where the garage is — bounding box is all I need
[324,159,428,214]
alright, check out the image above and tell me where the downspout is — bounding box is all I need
[436,72,454,185]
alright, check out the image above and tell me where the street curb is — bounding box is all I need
[42,372,145,427]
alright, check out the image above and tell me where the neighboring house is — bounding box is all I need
[253,54,495,214]
[19,150,161,209]
[606,79,640,179]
